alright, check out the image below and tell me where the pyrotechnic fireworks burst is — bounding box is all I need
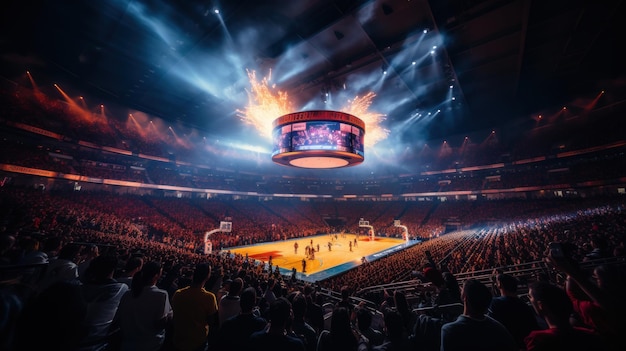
[238,70,389,147]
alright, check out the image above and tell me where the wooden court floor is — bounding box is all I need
[228,233,407,277]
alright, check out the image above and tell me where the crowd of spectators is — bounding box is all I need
[3,108,626,198]
[2,83,626,198]
[0,186,624,350]
[4,125,625,202]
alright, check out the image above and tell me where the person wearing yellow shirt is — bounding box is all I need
[171,263,218,351]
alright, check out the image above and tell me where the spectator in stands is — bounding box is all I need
[42,236,63,261]
[440,279,516,351]
[355,306,384,347]
[114,261,173,351]
[411,312,444,351]
[249,297,305,351]
[79,254,129,350]
[262,278,277,305]
[159,262,184,299]
[16,235,48,265]
[487,273,539,348]
[171,263,218,351]
[392,290,415,334]
[584,236,609,261]
[436,271,462,305]
[289,291,318,351]
[116,255,143,287]
[78,244,99,279]
[219,277,243,327]
[374,308,412,351]
[216,277,231,302]
[304,284,324,334]
[335,285,354,317]
[422,250,445,287]
[38,243,81,292]
[215,287,267,351]
[547,248,625,349]
[525,281,609,351]
[379,289,395,311]
[317,306,368,351]
[256,280,270,318]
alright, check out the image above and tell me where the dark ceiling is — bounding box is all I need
[1,0,625,151]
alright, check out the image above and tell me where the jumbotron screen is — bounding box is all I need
[272,120,364,156]
[271,110,366,168]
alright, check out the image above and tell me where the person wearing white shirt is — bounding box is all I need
[218,277,243,326]
[114,261,173,351]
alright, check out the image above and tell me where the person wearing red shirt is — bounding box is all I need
[525,281,608,351]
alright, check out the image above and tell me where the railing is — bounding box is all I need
[412,302,463,316]
[357,279,439,297]
[356,255,626,298]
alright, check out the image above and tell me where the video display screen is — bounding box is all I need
[272,120,364,156]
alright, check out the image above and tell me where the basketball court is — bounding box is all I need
[226,233,419,282]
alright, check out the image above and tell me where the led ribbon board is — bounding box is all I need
[271,111,365,168]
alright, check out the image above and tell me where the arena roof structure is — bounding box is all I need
[1,0,625,178]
